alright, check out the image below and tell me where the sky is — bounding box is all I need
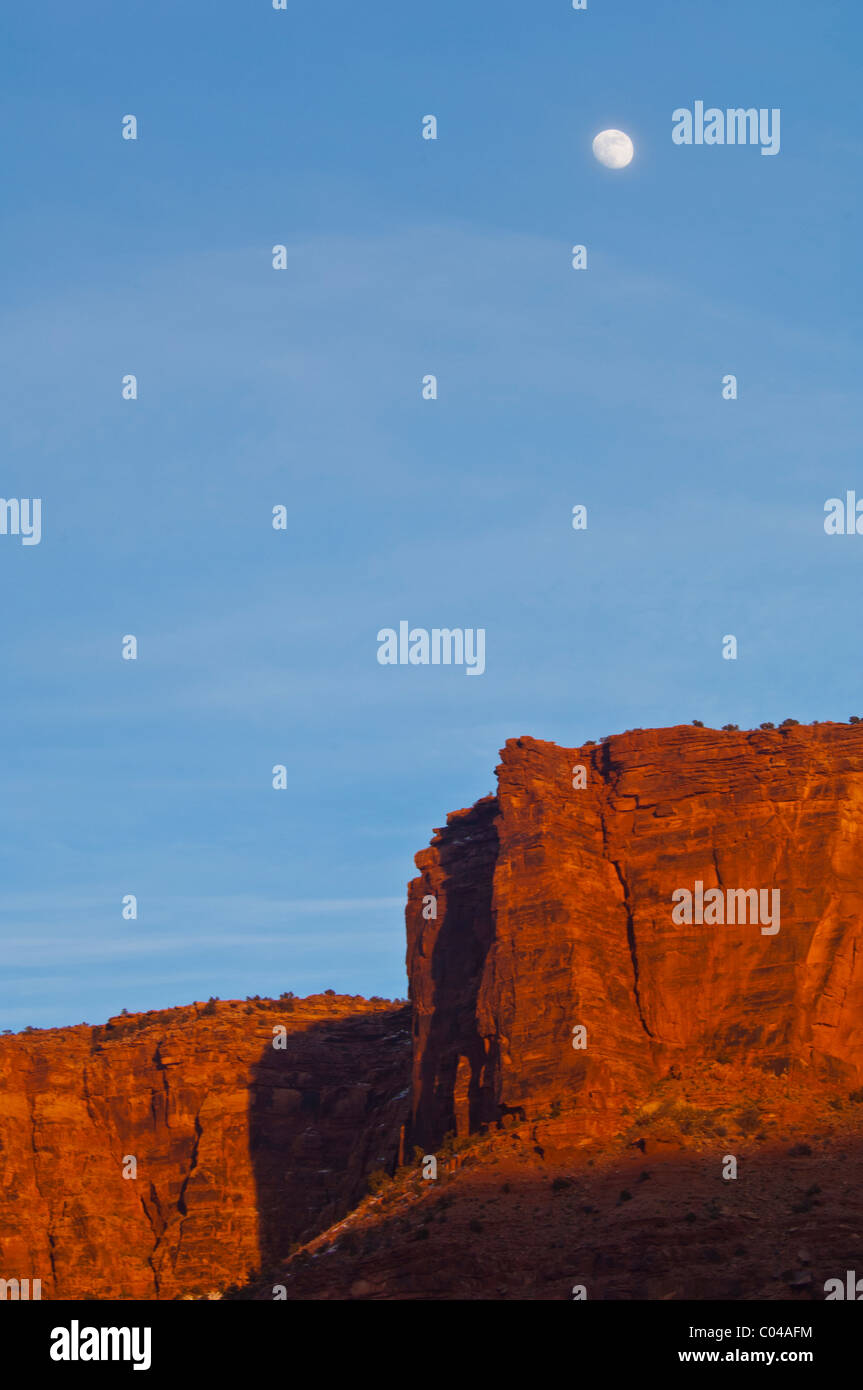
[1,0,860,1029]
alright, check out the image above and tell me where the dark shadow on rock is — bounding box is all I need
[247,1005,411,1279]
[235,1136,863,1301]
[410,797,501,1153]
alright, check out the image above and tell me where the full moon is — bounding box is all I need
[592,129,634,169]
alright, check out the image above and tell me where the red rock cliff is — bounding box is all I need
[0,995,410,1299]
[5,720,863,1301]
[406,723,863,1148]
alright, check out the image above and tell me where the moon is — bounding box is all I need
[592,129,634,169]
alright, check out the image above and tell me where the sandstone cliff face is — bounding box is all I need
[0,996,410,1299]
[406,723,863,1149]
[6,720,863,1301]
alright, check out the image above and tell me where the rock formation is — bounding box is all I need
[0,996,410,1298]
[5,720,863,1300]
[406,723,863,1149]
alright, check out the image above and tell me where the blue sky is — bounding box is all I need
[1,0,860,1028]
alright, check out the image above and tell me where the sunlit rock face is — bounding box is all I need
[406,723,863,1150]
[0,996,410,1299]
[6,719,863,1301]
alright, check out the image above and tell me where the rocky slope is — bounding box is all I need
[0,995,410,1299]
[243,1058,863,1300]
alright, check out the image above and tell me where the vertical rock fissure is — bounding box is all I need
[177,1108,204,1217]
[609,856,654,1039]
[593,751,654,1041]
[138,1192,162,1297]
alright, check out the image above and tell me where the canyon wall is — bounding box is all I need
[406,723,863,1148]
[0,996,410,1298]
[5,719,863,1299]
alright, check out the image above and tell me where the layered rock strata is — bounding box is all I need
[0,996,410,1298]
[406,724,863,1148]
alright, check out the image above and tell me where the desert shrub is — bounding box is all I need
[674,1103,706,1134]
[759,722,775,730]
[692,719,704,727]
[633,1095,720,1137]
[735,1105,761,1135]
[366,1168,389,1195]
[780,718,800,729]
